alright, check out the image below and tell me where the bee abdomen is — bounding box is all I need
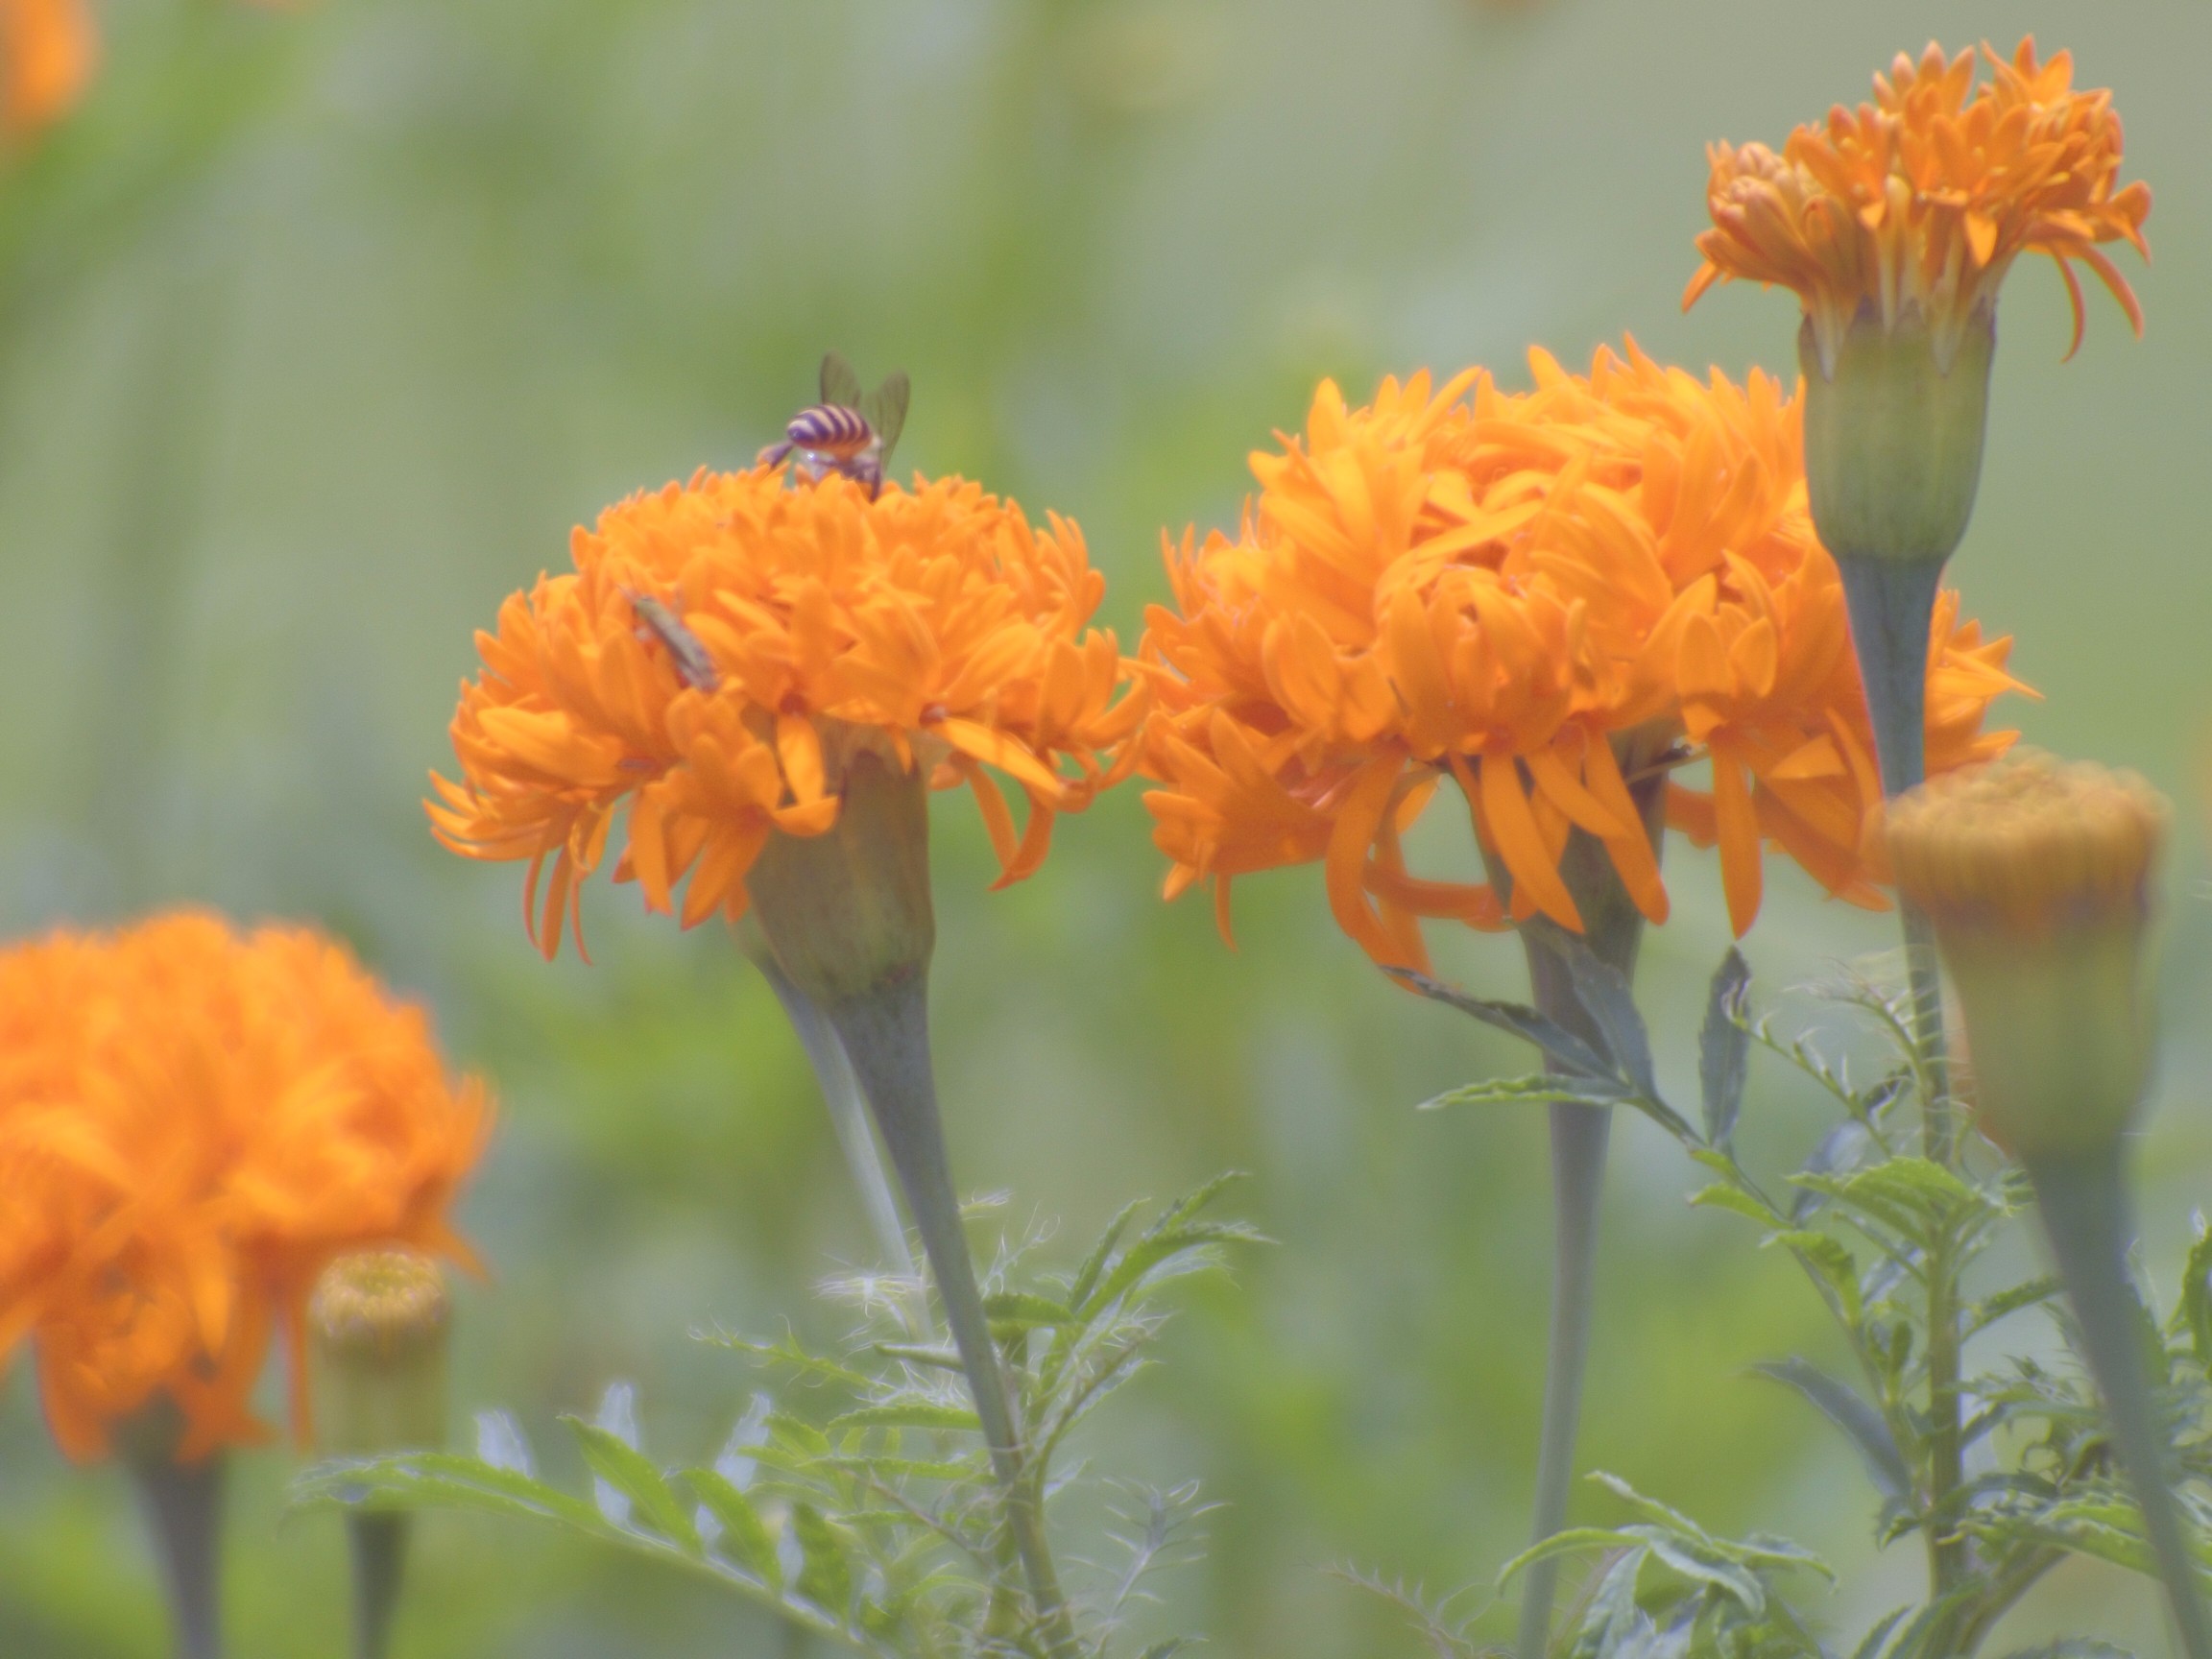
[783,404,876,460]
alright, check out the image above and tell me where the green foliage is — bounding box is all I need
[296,1181,1255,1656]
[1513,1473,1830,1659]
[1394,933,2212,1659]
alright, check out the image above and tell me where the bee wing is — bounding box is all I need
[862,371,910,466]
[819,350,866,411]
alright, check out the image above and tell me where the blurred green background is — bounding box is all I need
[2,0,2208,1653]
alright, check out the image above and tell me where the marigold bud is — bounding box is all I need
[309,1251,452,1456]
[1888,750,2168,1158]
[1799,306,1994,568]
[746,749,935,1008]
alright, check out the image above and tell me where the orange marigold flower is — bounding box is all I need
[1687,38,2151,368]
[429,465,1146,957]
[2,0,95,134]
[1140,340,2026,968]
[0,911,489,1462]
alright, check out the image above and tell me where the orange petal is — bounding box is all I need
[1580,734,1669,926]
[1324,754,1417,967]
[1711,744,1763,936]
[935,717,1064,800]
[1479,754,1582,931]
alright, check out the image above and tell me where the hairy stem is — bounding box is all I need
[126,1447,225,1659]
[826,974,1079,1659]
[2028,1149,2212,1659]
[347,1513,407,1659]
[1923,1228,1967,1597]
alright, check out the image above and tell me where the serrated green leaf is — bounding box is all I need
[791,1502,854,1613]
[870,1342,965,1372]
[685,1467,781,1587]
[2180,1219,2212,1369]
[1075,1223,1254,1321]
[1692,1184,1785,1227]
[828,1455,982,1483]
[983,1291,1071,1328]
[1067,1196,1147,1312]
[1418,1074,1631,1112]
[1586,1471,1711,1541]
[1383,967,1615,1081]
[768,1412,833,1457]
[1791,1121,1873,1222]
[1750,1359,1911,1503]
[708,1333,877,1393]
[1495,1527,1647,1586]
[1148,1170,1250,1236]
[1850,1606,1912,1659]
[566,1418,701,1554]
[1527,921,1659,1101]
[1838,1158,1986,1237]
[1581,1550,1647,1656]
[294,1452,608,1535]
[827,1403,980,1435]
[1969,1275,2060,1337]
[1641,1534,1765,1613]
[1699,949,1752,1151]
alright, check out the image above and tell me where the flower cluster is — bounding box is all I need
[0,912,489,1461]
[1687,37,2152,369]
[1139,339,2024,967]
[430,465,1145,958]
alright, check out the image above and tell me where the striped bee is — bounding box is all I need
[756,351,911,498]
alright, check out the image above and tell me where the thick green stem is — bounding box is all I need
[1514,1098,1609,1659]
[752,945,927,1310]
[1837,551,1972,1598]
[1501,765,1665,1659]
[126,1447,225,1659]
[1836,554,1942,803]
[826,974,1079,1659]
[2027,1148,2212,1659]
[347,1513,408,1659]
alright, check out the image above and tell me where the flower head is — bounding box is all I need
[1687,38,2152,371]
[0,912,489,1461]
[3,0,94,135]
[430,465,1145,959]
[1888,751,2167,1157]
[1141,341,2025,968]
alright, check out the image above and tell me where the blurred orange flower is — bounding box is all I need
[430,465,1147,959]
[1686,38,2151,368]
[1140,340,2025,969]
[2,0,94,135]
[0,912,489,1461]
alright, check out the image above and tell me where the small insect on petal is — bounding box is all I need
[628,593,721,692]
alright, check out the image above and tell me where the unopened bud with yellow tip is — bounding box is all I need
[1888,750,2167,1159]
[1891,749,2212,1659]
[310,1250,452,1457]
